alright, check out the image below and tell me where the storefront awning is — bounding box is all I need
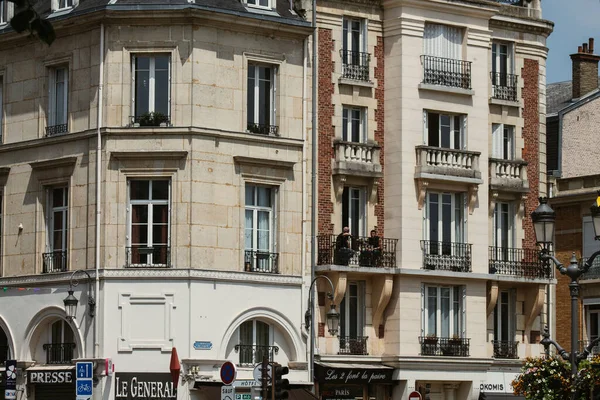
[314,362,394,385]
[479,393,525,400]
[27,365,75,371]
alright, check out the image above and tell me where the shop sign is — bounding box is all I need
[28,370,74,384]
[315,364,393,385]
[115,373,176,400]
[480,372,519,394]
[321,386,362,400]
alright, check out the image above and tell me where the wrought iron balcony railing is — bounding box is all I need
[45,123,68,137]
[125,246,171,268]
[129,114,171,127]
[491,72,518,102]
[421,241,472,272]
[317,234,398,268]
[419,336,470,357]
[581,257,600,280]
[244,250,279,274]
[421,55,472,90]
[338,336,368,355]
[415,146,481,181]
[489,247,551,279]
[42,251,68,273]
[340,50,370,81]
[492,340,519,359]
[43,343,76,364]
[247,123,279,136]
[234,344,278,367]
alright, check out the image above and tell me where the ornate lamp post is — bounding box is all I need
[531,196,600,399]
[63,269,96,320]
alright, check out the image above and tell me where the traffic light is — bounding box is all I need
[272,363,290,400]
[261,356,270,400]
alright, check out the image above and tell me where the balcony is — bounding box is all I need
[581,257,600,280]
[421,241,472,273]
[489,158,528,193]
[421,55,472,90]
[42,251,68,273]
[317,235,398,269]
[491,72,518,102]
[492,340,519,359]
[125,246,171,268]
[415,146,482,184]
[247,123,279,136]
[338,336,368,355]
[340,50,370,82]
[244,250,279,274]
[45,124,68,137]
[234,344,278,367]
[43,343,75,364]
[489,247,551,279]
[333,141,382,178]
[419,337,470,357]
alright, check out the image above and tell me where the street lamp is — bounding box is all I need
[304,275,339,393]
[63,270,96,320]
[531,195,600,400]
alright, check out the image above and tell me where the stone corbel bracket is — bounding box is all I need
[328,271,347,308]
[333,176,347,202]
[489,190,499,216]
[524,284,545,350]
[486,281,499,317]
[518,193,528,217]
[468,185,478,215]
[417,180,429,210]
[372,274,393,337]
[368,179,379,204]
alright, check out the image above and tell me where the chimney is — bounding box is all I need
[571,37,600,98]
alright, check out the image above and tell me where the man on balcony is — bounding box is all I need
[335,227,354,266]
[363,229,382,267]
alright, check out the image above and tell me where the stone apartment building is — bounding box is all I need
[546,38,600,359]
[0,1,315,400]
[311,0,553,399]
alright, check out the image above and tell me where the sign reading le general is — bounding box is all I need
[115,373,176,400]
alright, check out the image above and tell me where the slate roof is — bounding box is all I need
[547,79,600,115]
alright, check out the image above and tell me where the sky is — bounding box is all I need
[544,0,600,84]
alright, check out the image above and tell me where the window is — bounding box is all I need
[493,290,516,342]
[423,23,462,60]
[238,320,272,365]
[587,305,600,348]
[127,180,170,267]
[425,111,465,149]
[341,18,369,81]
[51,320,74,345]
[247,64,276,135]
[342,107,366,143]
[492,42,512,78]
[245,185,277,272]
[132,54,171,123]
[340,281,365,338]
[244,0,271,8]
[43,187,68,273]
[492,124,515,160]
[493,202,515,250]
[343,18,365,54]
[0,192,2,269]
[424,285,465,338]
[342,187,366,237]
[46,320,75,364]
[47,66,68,135]
[583,216,600,259]
[426,192,465,253]
[0,1,12,24]
[0,77,3,143]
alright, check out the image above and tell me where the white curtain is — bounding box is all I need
[423,23,462,60]
[492,123,503,158]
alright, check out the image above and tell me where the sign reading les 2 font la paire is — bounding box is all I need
[115,373,176,400]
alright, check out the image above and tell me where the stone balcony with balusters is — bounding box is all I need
[414,145,482,184]
[489,158,529,193]
[332,140,382,178]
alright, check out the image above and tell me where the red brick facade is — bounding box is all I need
[317,28,335,235]
[521,59,540,250]
[374,36,385,235]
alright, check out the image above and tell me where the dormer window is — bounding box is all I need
[0,0,13,24]
[244,0,271,9]
[52,0,76,12]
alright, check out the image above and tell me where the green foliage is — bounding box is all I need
[137,112,170,127]
[8,0,55,45]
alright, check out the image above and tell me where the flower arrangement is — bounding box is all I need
[512,356,600,399]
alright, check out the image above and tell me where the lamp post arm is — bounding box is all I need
[68,269,93,288]
[305,275,335,330]
[540,335,570,361]
[68,270,96,315]
[541,252,567,275]
[582,249,600,274]
[578,337,600,362]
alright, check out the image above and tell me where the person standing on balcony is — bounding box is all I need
[365,229,382,267]
[335,226,354,265]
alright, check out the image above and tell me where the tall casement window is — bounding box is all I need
[247,64,276,135]
[425,111,466,149]
[46,320,75,364]
[245,185,277,272]
[0,1,12,24]
[425,192,465,254]
[47,66,68,136]
[340,281,365,339]
[341,18,368,81]
[494,290,516,342]
[422,23,470,89]
[493,202,515,250]
[342,106,366,143]
[423,23,462,60]
[0,77,3,143]
[492,124,515,160]
[492,42,513,80]
[127,180,170,267]
[587,305,600,348]
[43,186,68,273]
[238,320,272,365]
[424,285,465,338]
[132,54,170,124]
[342,187,366,237]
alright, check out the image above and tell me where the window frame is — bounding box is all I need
[492,123,515,160]
[493,289,516,342]
[126,179,171,266]
[493,202,515,250]
[48,66,69,129]
[339,281,365,338]
[425,191,466,246]
[46,186,69,253]
[238,319,273,347]
[0,1,12,25]
[244,184,276,254]
[423,23,464,60]
[131,54,172,119]
[424,285,465,338]
[425,111,466,150]
[244,0,272,10]
[342,17,366,54]
[342,106,367,143]
[342,186,367,237]
[49,319,74,344]
[492,41,513,76]
[247,63,277,130]
[586,304,600,344]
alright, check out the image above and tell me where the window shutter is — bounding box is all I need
[131,56,136,120]
[168,56,172,117]
[273,187,278,252]
[125,180,131,245]
[462,115,467,149]
[48,69,56,126]
[64,68,69,125]
[361,19,368,53]
[167,180,172,246]
[272,67,277,124]
[492,123,502,158]
[423,110,428,145]
[45,188,51,251]
[360,281,366,337]
[421,283,425,337]
[461,285,467,338]
[509,288,517,339]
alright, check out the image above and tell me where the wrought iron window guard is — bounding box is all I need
[43,342,76,364]
[421,240,472,272]
[492,340,519,359]
[234,344,279,367]
[339,49,370,82]
[246,123,279,136]
[244,250,279,274]
[42,251,68,273]
[125,246,171,268]
[489,246,551,278]
[491,72,518,102]
[419,336,470,357]
[45,124,68,137]
[317,234,398,268]
[338,336,368,355]
[421,55,472,90]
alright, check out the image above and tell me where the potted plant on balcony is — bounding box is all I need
[424,334,438,345]
[422,334,438,356]
[137,112,170,127]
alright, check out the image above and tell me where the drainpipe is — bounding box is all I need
[94,23,104,360]
[301,35,308,341]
